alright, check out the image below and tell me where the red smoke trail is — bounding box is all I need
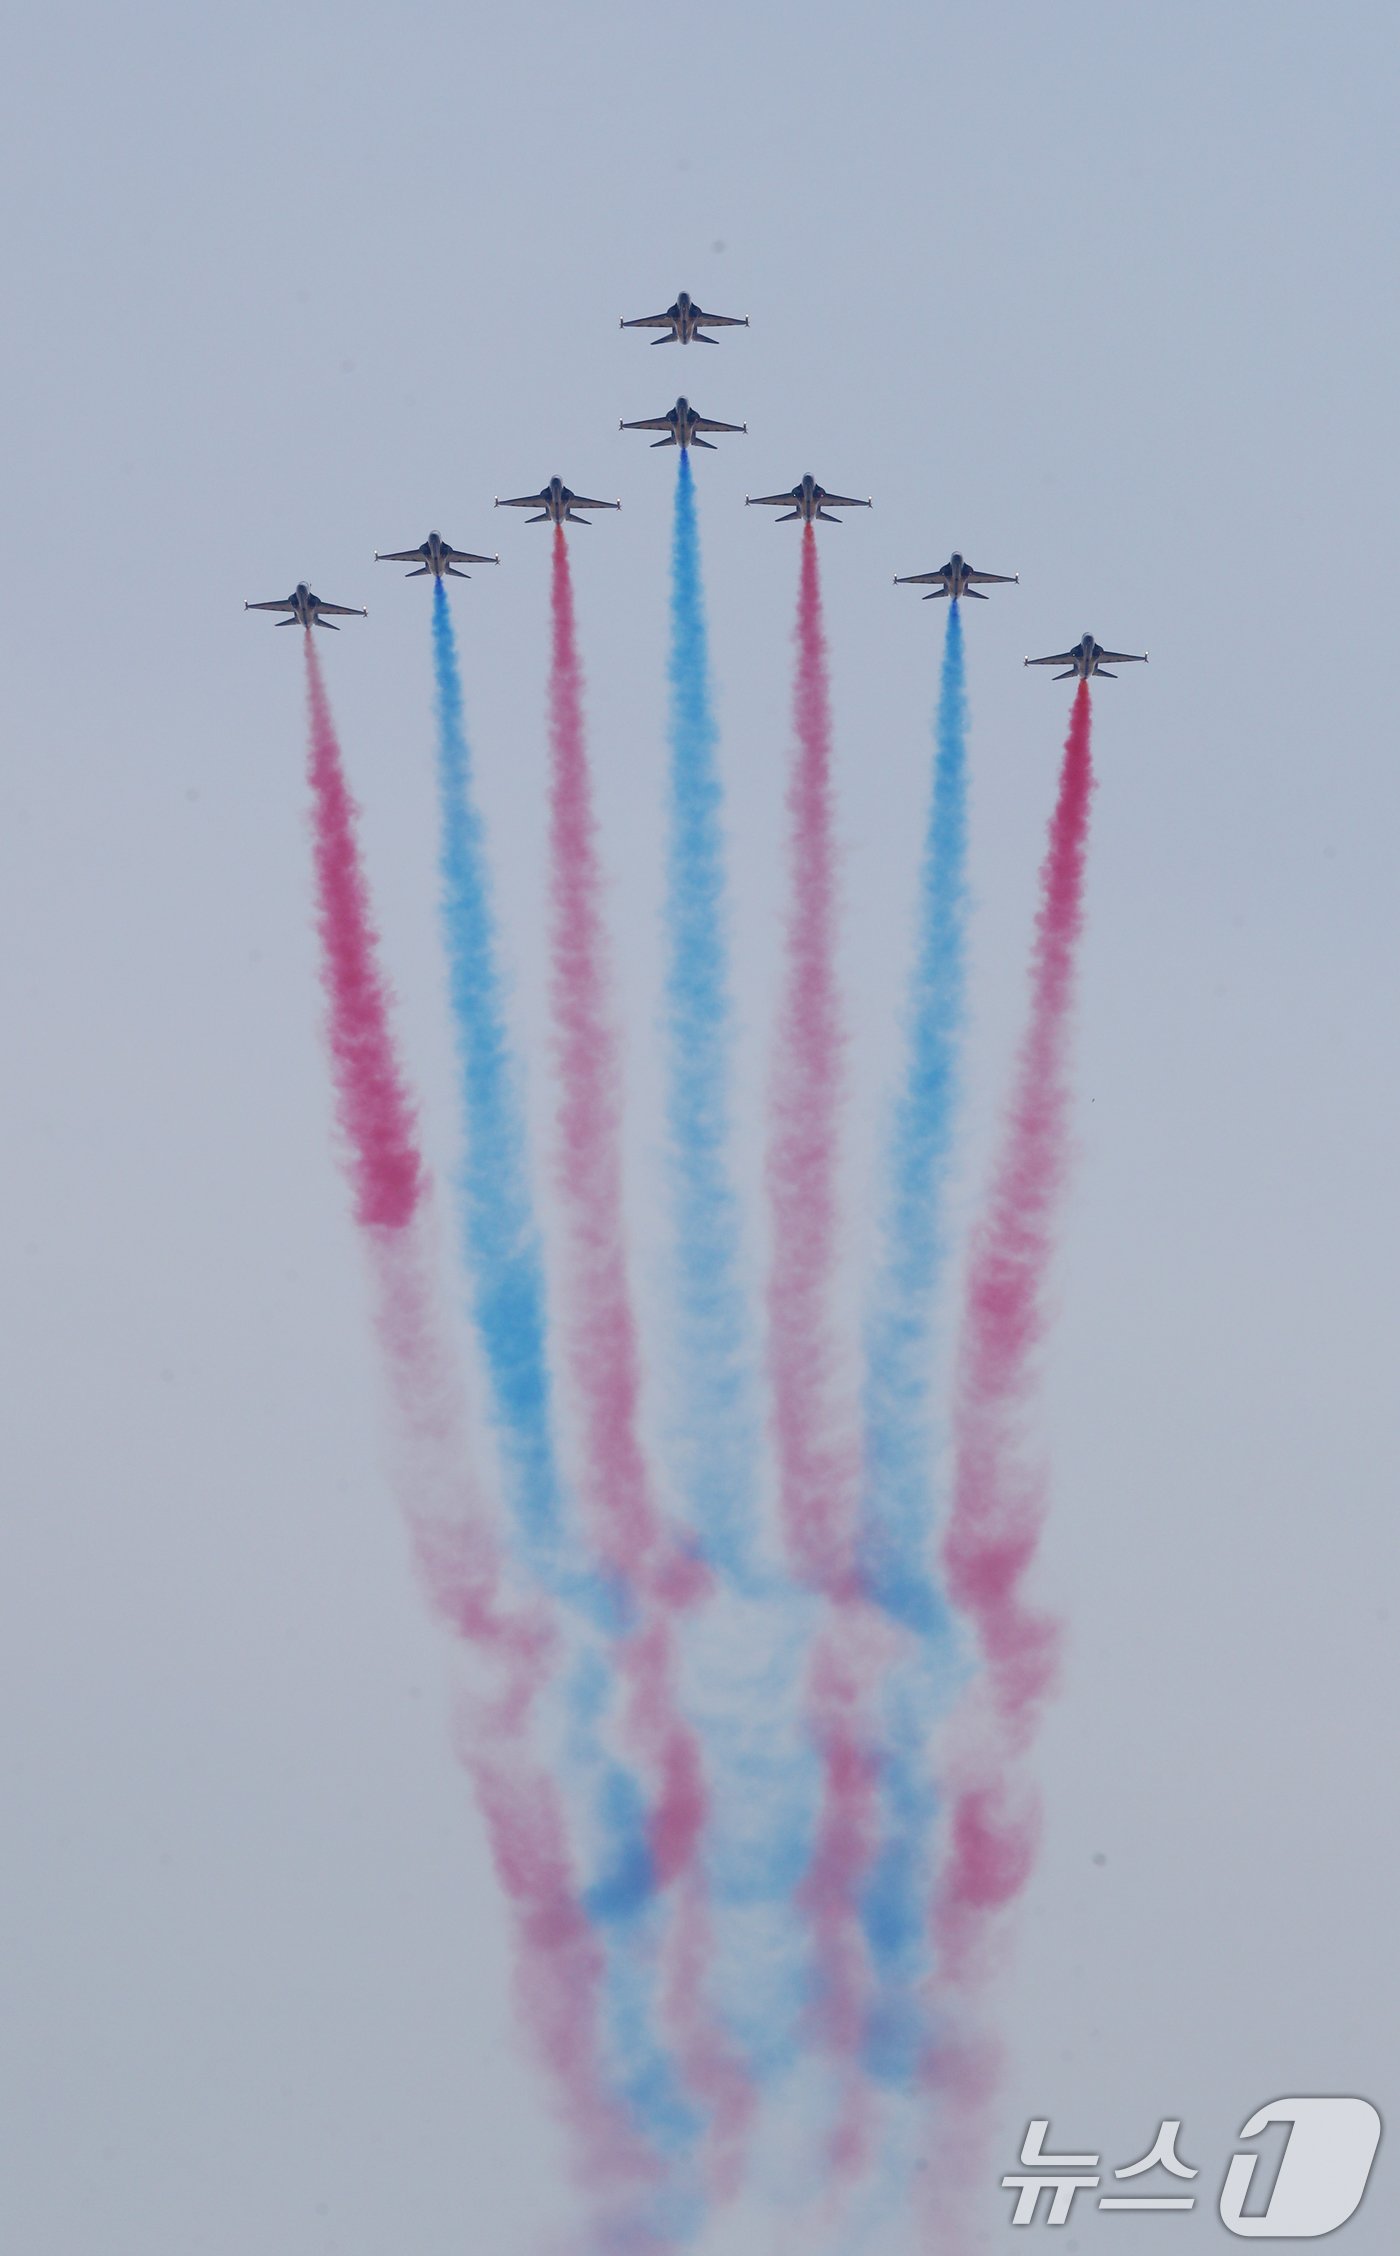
[765,529,878,2187]
[923,686,1096,2224]
[797,1629,890,2187]
[545,534,752,2169]
[302,639,656,2194]
[767,526,859,1593]
[938,682,1094,1960]
[305,627,423,1231]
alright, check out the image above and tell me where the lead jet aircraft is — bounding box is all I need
[495,478,621,527]
[244,583,367,630]
[619,396,746,451]
[621,291,748,345]
[746,474,872,524]
[375,531,499,579]
[1024,632,1148,681]
[894,552,1018,602]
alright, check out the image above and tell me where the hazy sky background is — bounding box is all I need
[2,3,1398,2250]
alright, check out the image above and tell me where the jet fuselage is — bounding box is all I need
[494,477,621,527]
[375,531,500,578]
[244,582,369,629]
[746,474,872,524]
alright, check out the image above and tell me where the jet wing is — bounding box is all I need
[693,310,747,327]
[567,495,621,511]
[444,549,499,564]
[620,312,678,331]
[1097,649,1148,665]
[619,416,674,433]
[376,548,428,564]
[1025,649,1079,668]
[496,493,548,509]
[893,571,947,587]
[819,493,872,511]
[245,597,297,613]
[747,490,801,508]
[966,570,1018,585]
[693,416,746,434]
[317,602,368,617]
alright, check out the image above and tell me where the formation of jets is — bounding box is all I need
[247,289,1147,677]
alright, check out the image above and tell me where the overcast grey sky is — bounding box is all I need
[2,3,1398,2251]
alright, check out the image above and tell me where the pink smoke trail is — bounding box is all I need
[766,526,860,1595]
[545,534,752,2176]
[765,527,877,2187]
[302,638,657,2199]
[924,685,1096,2227]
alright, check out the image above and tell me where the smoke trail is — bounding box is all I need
[547,531,752,2176]
[862,601,969,1635]
[937,682,1094,1965]
[762,529,878,2189]
[432,581,604,1610]
[923,686,1095,2223]
[766,526,858,1595]
[547,529,690,1607]
[305,634,424,1232]
[301,639,656,2201]
[855,604,971,2094]
[663,452,760,1586]
[662,461,819,2182]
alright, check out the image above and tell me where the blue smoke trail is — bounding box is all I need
[434,583,698,2172]
[860,602,969,1632]
[663,459,819,2102]
[432,581,608,1610]
[663,453,761,1586]
[857,604,971,2079]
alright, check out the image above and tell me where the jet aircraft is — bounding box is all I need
[244,583,367,630]
[894,553,1018,602]
[1024,633,1148,681]
[495,478,621,527]
[746,475,872,524]
[375,531,499,579]
[620,397,746,451]
[620,291,748,345]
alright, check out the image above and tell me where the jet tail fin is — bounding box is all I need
[651,435,677,447]
[445,565,471,578]
[277,615,297,625]
[315,618,341,630]
[691,435,716,449]
[1053,667,1075,680]
[1096,668,1116,678]
[923,588,948,600]
[776,509,800,522]
[964,586,988,599]
[526,511,549,523]
[815,507,843,522]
